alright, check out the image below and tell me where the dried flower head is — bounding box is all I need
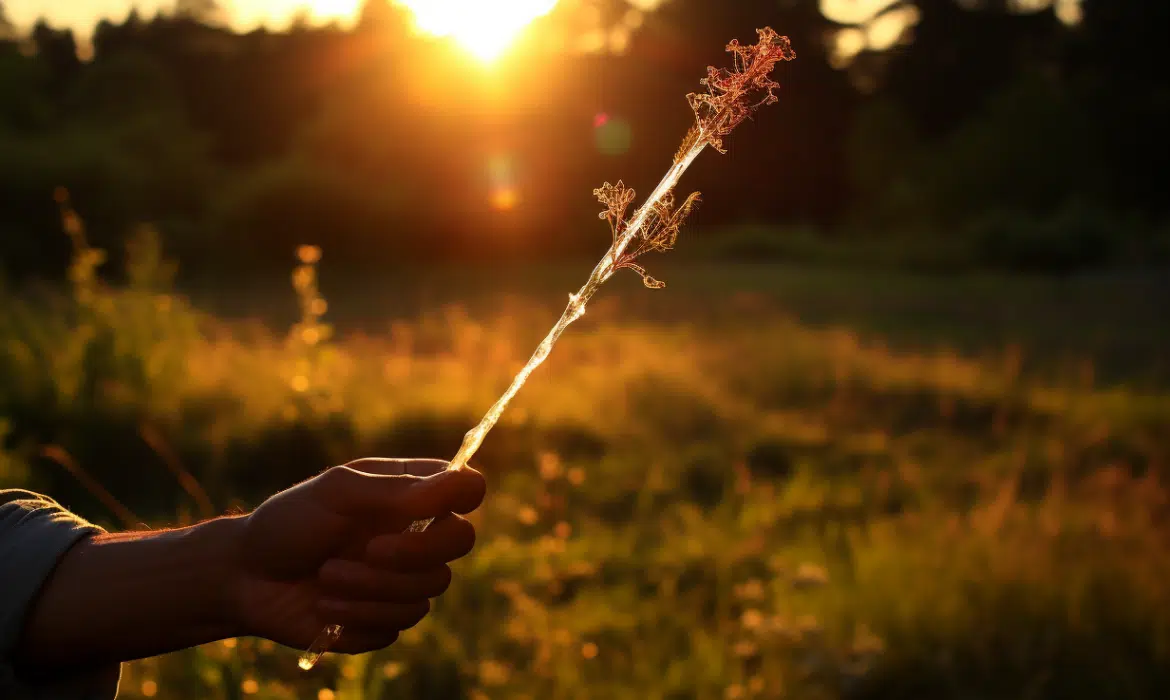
[681,27,796,157]
[594,180,636,241]
[594,182,700,289]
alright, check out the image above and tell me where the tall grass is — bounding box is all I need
[1,222,1168,698]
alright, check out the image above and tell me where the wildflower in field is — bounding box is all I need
[770,614,801,643]
[792,562,829,589]
[566,560,597,577]
[539,451,562,480]
[733,639,759,657]
[517,505,539,525]
[795,614,822,638]
[734,578,766,601]
[538,534,566,554]
[507,617,531,642]
[479,659,512,686]
[297,244,322,265]
[852,624,885,658]
[749,676,767,694]
[741,608,765,630]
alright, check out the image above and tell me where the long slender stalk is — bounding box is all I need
[436,139,707,476]
[298,27,795,671]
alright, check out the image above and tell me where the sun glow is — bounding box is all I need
[395,0,560,61]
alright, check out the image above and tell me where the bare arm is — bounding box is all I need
[16,516,244,672]
[12,459,485,678]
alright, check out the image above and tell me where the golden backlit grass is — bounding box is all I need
[1,238,1168,699]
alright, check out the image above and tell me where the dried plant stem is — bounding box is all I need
[300,27,794,670]
[297,139,709,672]
[442,138,707,475]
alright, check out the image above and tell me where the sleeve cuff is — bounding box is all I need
[0,490,121,699]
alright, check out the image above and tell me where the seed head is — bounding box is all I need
[681,27,796,157]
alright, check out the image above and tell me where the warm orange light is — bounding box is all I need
[395,0,560,61]
[490,187,520,211]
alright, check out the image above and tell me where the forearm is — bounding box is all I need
[15,515,246,672]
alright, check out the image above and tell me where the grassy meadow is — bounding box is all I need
[2,232,1169,700]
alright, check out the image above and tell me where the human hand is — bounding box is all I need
[229,459,486,653]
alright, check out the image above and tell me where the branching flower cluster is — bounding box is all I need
[595,181,701,288]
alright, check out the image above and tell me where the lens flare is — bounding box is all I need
[488,153,520,211]
[395,0,560,61]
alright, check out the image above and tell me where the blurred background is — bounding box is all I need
[1,0,1169,698]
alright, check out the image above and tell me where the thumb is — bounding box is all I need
[319,464,485,521]
[395,467,487,521]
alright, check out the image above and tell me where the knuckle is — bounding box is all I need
[321,465,356,490]
[367,534,400,562]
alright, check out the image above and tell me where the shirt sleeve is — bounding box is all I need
[0,489,122,699]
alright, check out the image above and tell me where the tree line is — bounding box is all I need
[0,0,1166,279]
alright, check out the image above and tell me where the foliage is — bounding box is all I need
[967,201,1133,273]
[2,228,1170,699]
[0,2,1167,278]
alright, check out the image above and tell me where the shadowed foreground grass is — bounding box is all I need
[1,238,1168,699]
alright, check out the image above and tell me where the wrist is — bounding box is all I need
[186,514,250,640]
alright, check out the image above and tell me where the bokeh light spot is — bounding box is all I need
[141,680,158,697]
[595,117,633,156]
[487,153,520,211]
[490,187,520,211]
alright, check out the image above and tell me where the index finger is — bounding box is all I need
[344,458,450,478]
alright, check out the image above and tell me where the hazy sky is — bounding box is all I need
[4,0,364,34]
[4,0,923,33]
[3,0,1079,39]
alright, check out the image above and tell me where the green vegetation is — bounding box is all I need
[4,1,1170,281]
[2,233,1168,699]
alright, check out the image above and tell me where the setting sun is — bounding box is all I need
[395,0,560,60]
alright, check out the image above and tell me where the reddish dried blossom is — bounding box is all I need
[681,27,796,156]
[593,28,793,289]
